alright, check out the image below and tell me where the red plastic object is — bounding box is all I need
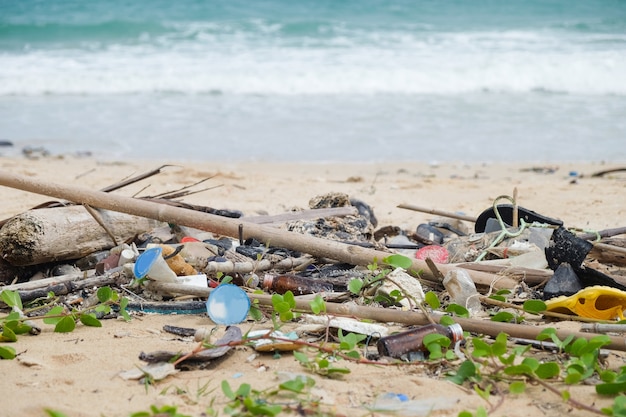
[415,245,449,264]
[181,236,200,243]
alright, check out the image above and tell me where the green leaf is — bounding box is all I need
[426,342,443,359]
[43,306,65,325]
[96,286,113,303]
[79,313,102,327]
[326,365,351,374]
[220,275,234,284]
[597,381,626,395]
[95,305,111,314]
[279,378,305,393]
[439,315,456,326]
[293,350,309,364]
[119,297,131,322]
[474,384,491,402]
[54,316,76,333]
[1,326,17,342]
[278,311,294,322]
[4,319,32,335]
[492,332,509,357]
[447,360,476,384]
[248,306,263,321]
[535,362,560,379]
[490,311,518,323]
[221,380,235,400]
[424,291,440,309]
[0,290,22,310]
[536,327,557,342]
[521,357,540,371]
[242,396,281,416]
[600,370,618,383]
[522,299,547,314]
[565,369,582,385]
[605,396,626,417]
[0,345,16,359]
[567,338,588,356]
[344,350,360,360]
[509,381,526,394]
[445,303,469,318]
[283,291,296,308]
[338,330,366,350]
[562,390,571,402]
[5,311,20,321]
[488,294,507,302]
[424,333,451,348]
[577,335,612,355]
[271,293,283,307]
[504,364,535,376]
[44,409,69,417]
[309,295,326,314]
[274,301,291,314]
[383,254,412,270]
[235,383,251,398]
[471,337,493,358]
[348,278,363,294]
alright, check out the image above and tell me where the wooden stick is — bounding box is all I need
[203,256,312,274]
[244,207,358,224]
[397,203,477,223]
[577,227,626,240]
[82,204,118,246]
[100,164,174,193]
[0,171,517,289]
[16,271,127,302]
[146,281,626,352]
[2,271,92,292]
[512,187,519,228]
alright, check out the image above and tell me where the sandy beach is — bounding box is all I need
[1,154,625,417]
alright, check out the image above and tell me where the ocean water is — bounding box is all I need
[1,0,625,163]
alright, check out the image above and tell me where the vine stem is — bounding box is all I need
[530,376,605,415]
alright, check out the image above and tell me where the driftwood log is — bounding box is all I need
[0,205,164,266]
[0,170,520,289]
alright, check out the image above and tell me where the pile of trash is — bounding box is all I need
[1,167,626,367]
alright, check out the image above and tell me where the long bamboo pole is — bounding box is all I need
[0,170,517,289]
[147,282,626,352]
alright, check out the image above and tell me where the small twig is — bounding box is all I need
[479,296,615,323]
[424,258,445,282]
[148,176,217,199]
[590,167,626,178]
[397,203,477,222]
[82,204,118,245]
[100,165,175,193]
[531,376,605,415]
[512,187,519,228]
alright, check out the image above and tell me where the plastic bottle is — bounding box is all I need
[377,323,464,358]
[262,274,333,295]
[442,269,483,315]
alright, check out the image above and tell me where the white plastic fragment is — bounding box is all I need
[375,267,425,309]
[118,362,178,381]
[442,269,483,315]
[302,314,390,337]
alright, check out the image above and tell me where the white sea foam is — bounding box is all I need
[2,30,625,96]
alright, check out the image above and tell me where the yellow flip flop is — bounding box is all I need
[544,286,626,321]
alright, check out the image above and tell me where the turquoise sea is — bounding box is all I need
[1,0,625,162]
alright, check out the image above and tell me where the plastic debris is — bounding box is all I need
[545,286,626,320]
